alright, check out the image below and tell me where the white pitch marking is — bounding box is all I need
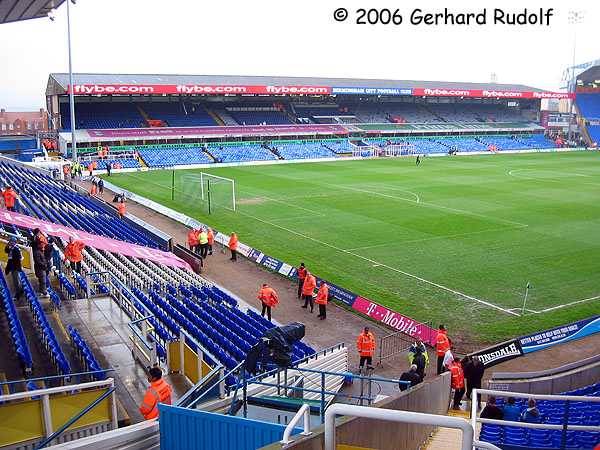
[346,225,528,252]
[530,294,600,314]
[236,209,520,316]
[329,183,529,228]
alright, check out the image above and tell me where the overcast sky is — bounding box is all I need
[0,0,598,110]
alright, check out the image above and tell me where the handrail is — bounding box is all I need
[176,364,228,408]
[280,403,312,445]
[178,361,242,408]
[0,369,114,387]
[324,404,474,450]
[34,386,116,449]
[474,440,502,450]
[0,378,115,402]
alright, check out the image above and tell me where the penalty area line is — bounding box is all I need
[236,209,519,316]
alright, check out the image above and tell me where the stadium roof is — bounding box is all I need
[46,73,544,96]
[578,61,600,84]
[1,0,64,24]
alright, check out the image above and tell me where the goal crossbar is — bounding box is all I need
[199,172,237,212]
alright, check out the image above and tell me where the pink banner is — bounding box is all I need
[0,211,191,270]
[352,296,437,346]
[86,124,348,138]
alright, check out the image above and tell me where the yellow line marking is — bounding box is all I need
[0,373,9,395]
[52,311,70,340]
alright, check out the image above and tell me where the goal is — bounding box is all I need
[179,172,236,213]
[383,143,416,157]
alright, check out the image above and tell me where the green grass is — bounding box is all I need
[108,152,600,345]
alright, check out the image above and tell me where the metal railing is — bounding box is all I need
[0,379,118,449]
[471,388,600,449]
[0,369,114,390]
[324,403,475,450]
[377,329,413,366]
[280,403,312,445]
[35,386,116,449]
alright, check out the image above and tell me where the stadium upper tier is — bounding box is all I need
[576,93,600,146]
[58,99,535,130]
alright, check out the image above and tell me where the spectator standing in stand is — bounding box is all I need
[443,346,455,372]
[296,262,307,299]
[98,178,104,194]
[464,356,485,408]
[412,346,428,379]
[301,271,317,312]
[106,162,112,177]
[315,280,329,320]
[257,283,278,321]
[4,237,23,300]
[436,325,451,374]
[64,237,85,274]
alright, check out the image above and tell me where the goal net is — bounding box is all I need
[178,172,236,213]
[383,143,416,157]
[350,141,378,158]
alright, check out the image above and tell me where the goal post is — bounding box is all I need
[199,172,236,212]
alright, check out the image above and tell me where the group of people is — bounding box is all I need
[187,227,215,259]
[90,176,105,197]
[296,262,329,319]
[480,396,542,424]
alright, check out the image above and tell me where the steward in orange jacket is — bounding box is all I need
[117,201,126,219]
[315,281,329,320]
[450,358,465,409]
[206,228,214,255]
[357,327,376,370]
[2,187,18,212]
[228,232,238,261]
[139,367,172,420]
[257,283,278,321]
[64,238,85,274]
[296,262,307,299]
[301,272,317,312]
[187,229,199,252]
[436,325,451,375]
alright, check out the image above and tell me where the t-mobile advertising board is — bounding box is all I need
[352,296,437,346]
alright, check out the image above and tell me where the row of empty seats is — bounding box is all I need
[0,270,32,372]
[272,142,337,160]
[19,272,71,375]
[138,145,213,167]
[480,383,600,449]
[67,325,106,380]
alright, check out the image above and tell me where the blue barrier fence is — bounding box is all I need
[159,404,300,450]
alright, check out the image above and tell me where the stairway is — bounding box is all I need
[424,408,474,450]
[136,104,152,126]
[265,144,283,160]
[205,106,225,126]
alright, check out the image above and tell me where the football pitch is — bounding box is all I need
[108,151,600,344]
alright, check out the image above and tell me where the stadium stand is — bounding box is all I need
[576,93,600,145]
[272,142,337,160]
[67,325,106,380]
[0,269,33,373]
[479,383,600,449]
[208,144,278,163]
[60,102,144,130]
[93,158,141,170]
[142,102,217,127]
[225,106,292,125]
[137,145,214,167]
[0,161,158,248]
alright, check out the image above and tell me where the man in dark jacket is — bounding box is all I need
[32,244,48,297]
[399,365,422,391]
[4,237,23,300]
[464,356,485,408]
[413,347,427,379]
[480,396,504,420]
